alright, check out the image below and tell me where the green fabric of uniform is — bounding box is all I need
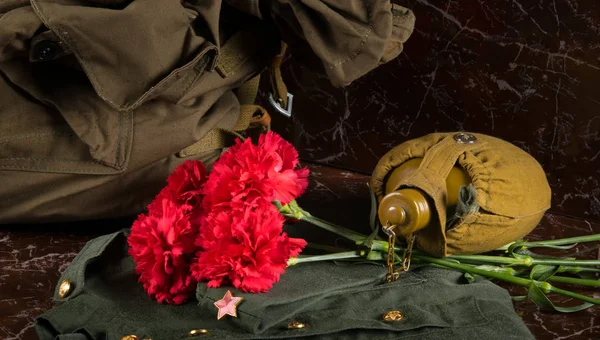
[36,230,534,340]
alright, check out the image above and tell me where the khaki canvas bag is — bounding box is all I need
[0,0,415,223]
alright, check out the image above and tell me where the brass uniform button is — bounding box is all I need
[383,310,404,322]
[189,329,209,336]
[453,132,478,144]
[58,280,71,298]
[121,336,138,340]
[120,336,150,340]
[287,321,307,329]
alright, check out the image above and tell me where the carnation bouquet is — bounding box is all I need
[127,132,600,312]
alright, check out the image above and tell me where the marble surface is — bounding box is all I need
[262,0,600,221]
[1,163,599,339]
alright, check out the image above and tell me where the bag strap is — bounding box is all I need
[397,134,484,256]
[268,42,293,117]
[177,26,281,158]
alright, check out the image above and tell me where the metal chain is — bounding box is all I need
[382,222,399,283]
[383,222,418,282]
[400,233,416,272]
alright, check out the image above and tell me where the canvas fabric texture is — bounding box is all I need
[370,132,552,256]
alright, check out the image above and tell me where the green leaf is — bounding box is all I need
[514,248,576,260]
[576,271,600,280]
[511,295,528,301]
[464,272,476,284]
[473,265,517,276]
[366,251,386,261]
[527,283,594,313]
[529,265,559,281]
[509,240,578,251]
[369,187,378,231]
[510,252,534,266]
[557,266,600,276]
[508,242,527,255]
[533,244,578,250]
[359,223,381,250]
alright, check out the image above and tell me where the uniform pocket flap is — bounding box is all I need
[196,261,428,334]
[30,0,219,111]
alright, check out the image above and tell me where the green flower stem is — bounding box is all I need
[518,234,600,247]
[420,254,600,306]
[416,251,600,267]
[288,251,365,266]
[416,254,532,286]
[530,258,600,266]
[546,285,600,305]
[547,276,600,287]
[279,199,600,306]
[277,200,370,243]
[300,214,368,243]
[306,243,351,253]
[434,254,532,266]
[559,266,600,274]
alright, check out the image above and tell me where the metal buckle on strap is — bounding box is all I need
[268,92,293,118]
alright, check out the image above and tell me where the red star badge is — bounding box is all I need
[214,290,243,320]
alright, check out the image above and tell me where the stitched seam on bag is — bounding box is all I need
[0,110,130,169]
[0,165,125,174]
[131,46,218,110]
[327,1,373,69]
[47,13,217,111]
[114,110,122,166]
[118,111,132,168]
[43,23,123,110]
[0,131,74,144]
[45,28,126,168]
[174,60,208,103]
[0,115,131,171]
[0,157,101,164]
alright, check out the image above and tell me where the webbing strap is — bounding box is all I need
[178,128,237,158]
[215,29,263,78]
[235,104,260,131]
[397,135,484,256]
[236,75,261,106]
[177,26,279,158]
[269,42,289,109]
[177,105,270,158]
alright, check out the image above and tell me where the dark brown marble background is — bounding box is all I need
[262,0,600,221]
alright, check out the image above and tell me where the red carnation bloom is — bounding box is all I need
[202,131,309,212]
[148,160,207,215]
[191,200,306,293]
[127,199,199,304]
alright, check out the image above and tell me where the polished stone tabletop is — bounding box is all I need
[1,164,599,339]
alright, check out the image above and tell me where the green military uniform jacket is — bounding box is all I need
[0,0,415,224]
[35,230,535,339]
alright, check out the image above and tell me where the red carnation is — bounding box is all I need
[148,160,207,215]
[202,131,309,212]
[127,199,199,304]
[191,200,306,293]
